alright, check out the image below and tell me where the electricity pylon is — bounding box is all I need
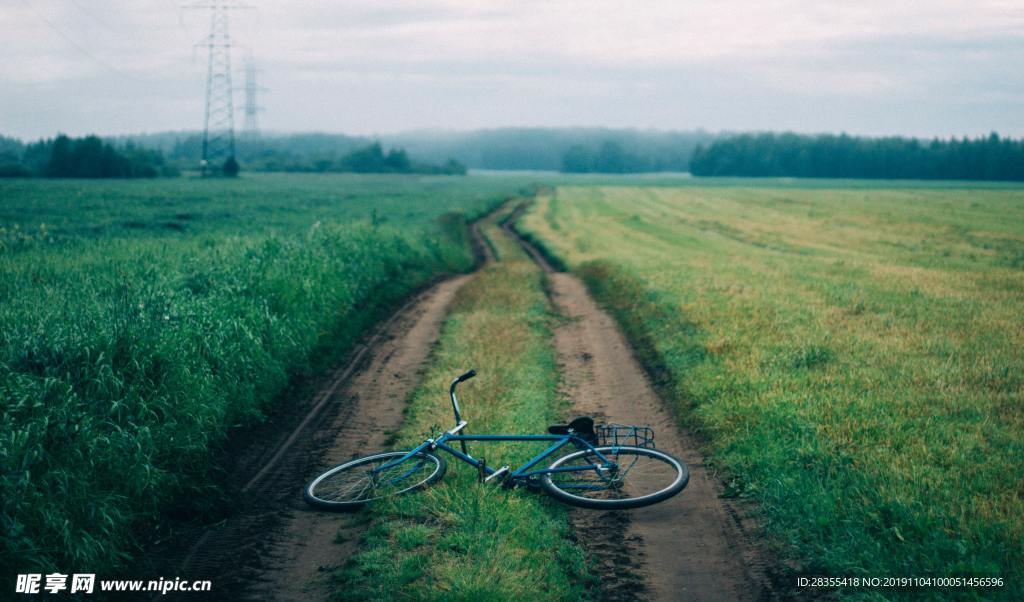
[185,1,253,175]
[241,51,266,139]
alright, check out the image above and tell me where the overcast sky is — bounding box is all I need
[1,0,1022,140]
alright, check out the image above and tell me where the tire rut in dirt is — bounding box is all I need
[139,205,504,601]
[505,211,776,601]
[572,507,650,601]
[245,276,472,601]
[142,277,472,601]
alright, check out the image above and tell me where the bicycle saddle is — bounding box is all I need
[548,416,597,443]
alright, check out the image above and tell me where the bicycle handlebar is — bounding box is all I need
[449,369,476,455]
[453,369,476,386]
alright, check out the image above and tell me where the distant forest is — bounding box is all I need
[118,128,713,173]
[691,132,1024,181]
[0,134,173,179]
[0,135,463,178]
[111,132,468,174]
[4,129,1022,181]
[323,142,465,175]
[388,128,713,172]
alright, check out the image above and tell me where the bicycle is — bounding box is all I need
[304,370,689,511]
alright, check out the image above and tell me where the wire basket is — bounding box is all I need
[596,424,655,449]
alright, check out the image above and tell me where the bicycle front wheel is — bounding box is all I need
[541,446,688,510]
[304,451,446,511]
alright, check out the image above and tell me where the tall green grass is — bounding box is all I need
[333,207,592,600]
[0,174,523,579]
[520,185,1024,600]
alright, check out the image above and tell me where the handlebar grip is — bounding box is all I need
[456,369,477,383]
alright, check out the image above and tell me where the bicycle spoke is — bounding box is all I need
[334,475,374,501]
[547,448,682,501]
[308,453,443,506]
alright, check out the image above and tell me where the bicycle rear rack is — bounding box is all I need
[596,424,655,449]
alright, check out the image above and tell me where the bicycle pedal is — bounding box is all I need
[477,458,487,483]
[484,466,510,484]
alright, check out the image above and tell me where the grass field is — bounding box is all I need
[5,172,1021,597]
[0,173,534,240]
[0,174,528,578]
[334,204,592,599]
[520,185,1024,599]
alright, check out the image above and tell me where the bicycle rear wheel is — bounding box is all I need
[304,451,446,511]
[541,446,688,510]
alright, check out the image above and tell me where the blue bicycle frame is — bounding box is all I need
[373,370,616,486]
[377,430,614,482]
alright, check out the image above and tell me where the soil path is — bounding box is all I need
[250,211,498,599]
[504,219,773,601]
[154,212,497,601]
[245,273,472,600]
[166,274,472,601]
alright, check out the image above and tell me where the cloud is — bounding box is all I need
[0,0,1021,138]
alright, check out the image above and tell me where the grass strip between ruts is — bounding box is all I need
[333,205,593,600]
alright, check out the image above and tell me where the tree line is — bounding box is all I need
[0,134,175,178]
[388,128,712,172]
[689,132,1024,181]
[6,129,1021,181]
[122,128,713,173]
[123,134,466,174]
[276,142,466,175]
[0,134,464,178]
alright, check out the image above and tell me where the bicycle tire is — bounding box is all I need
[541,446,688,510]
[304,450,446,511]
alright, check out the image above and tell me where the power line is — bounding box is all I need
[67,0,117,33]
[18,0,150,82]
[183,1,254,174]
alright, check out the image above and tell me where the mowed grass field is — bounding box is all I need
[0,174,528,578]
[520,185,1024,598]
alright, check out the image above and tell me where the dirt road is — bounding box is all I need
[149,211,496,601]
[159,274,471,601]
[251,273,475,600]
[158,202,770,601]
[505,218,773,601]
